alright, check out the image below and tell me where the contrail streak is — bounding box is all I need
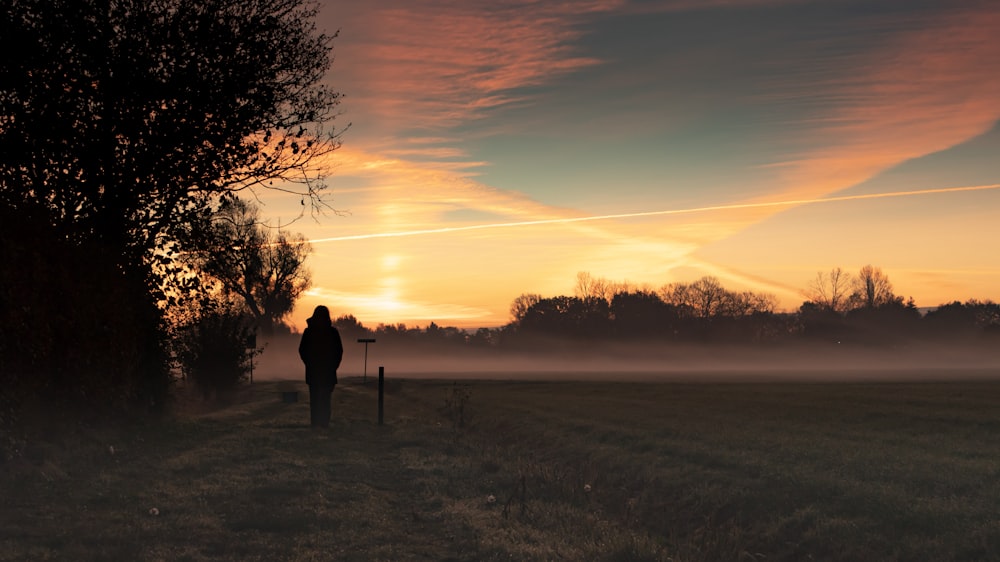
[306,183,1000,244]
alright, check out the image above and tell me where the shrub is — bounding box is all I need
[174,299,257,400]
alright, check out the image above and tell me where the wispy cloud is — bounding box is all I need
[313,145,579,226]
[329,0,624,132]
[755,4,1000,201]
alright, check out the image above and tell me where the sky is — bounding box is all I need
[259,0,1000,331]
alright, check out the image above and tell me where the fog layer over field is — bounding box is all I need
[255,334,1000,383]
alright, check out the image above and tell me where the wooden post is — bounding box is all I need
[246,333,257,384]
[378,366,385,426]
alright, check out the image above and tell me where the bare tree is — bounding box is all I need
[724,291,778,316]
[689,277,729,318]
[851,265,898,309]
[574,272,598,300]
[663,277,776,318]
[805,267,853,313]
[607,279,633,300]
[575,271,631,303]
[193,197,311,333]
[660,277,730,318]
[660,281,695,317]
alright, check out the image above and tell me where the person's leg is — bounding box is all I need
[308,384,320,427]
[318,385,332,427]
[326,384,336,426]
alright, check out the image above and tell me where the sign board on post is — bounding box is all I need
[357,338,376,383]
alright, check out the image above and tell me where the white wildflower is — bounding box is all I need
[148,507,159,516]
[486,494,496,504]
[584,484,592,493]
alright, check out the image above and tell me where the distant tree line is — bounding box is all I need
[329,268,999,353]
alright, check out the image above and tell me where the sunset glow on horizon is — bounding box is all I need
[262,0,1000,331]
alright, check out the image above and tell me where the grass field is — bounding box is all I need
[3,375,1000,561]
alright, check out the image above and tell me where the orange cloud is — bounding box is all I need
[330,1,624,132]
[758,4,1000,202]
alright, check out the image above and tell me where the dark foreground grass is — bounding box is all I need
[3,376,1000,560]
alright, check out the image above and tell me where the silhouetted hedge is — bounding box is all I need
[0,207,171,443]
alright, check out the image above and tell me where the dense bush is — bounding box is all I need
[173,300,257,400]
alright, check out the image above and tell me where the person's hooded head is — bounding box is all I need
[307,305,332,328]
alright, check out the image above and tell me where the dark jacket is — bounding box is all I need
[298,318,344,387]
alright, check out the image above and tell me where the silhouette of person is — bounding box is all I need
[298,305,344,428]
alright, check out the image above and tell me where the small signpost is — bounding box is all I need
[357,338,376,384]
